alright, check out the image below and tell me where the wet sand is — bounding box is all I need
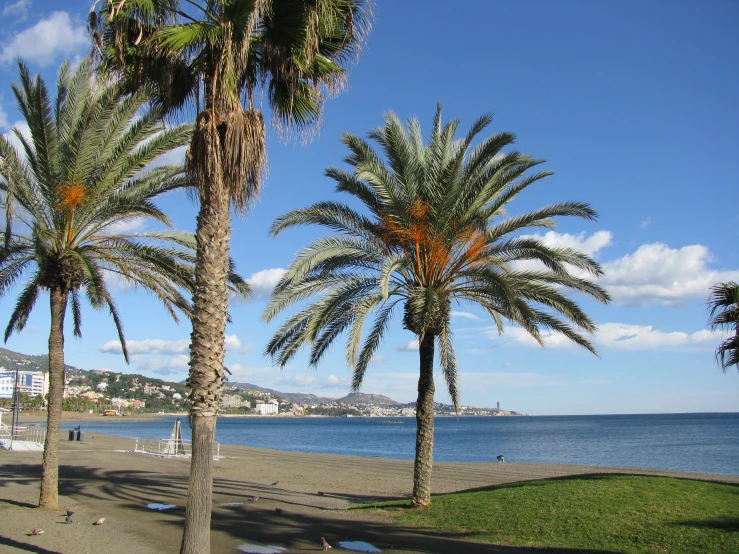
[1,430,737,554]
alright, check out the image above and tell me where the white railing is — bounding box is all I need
[0,424,46,448]
[133,437,221,459]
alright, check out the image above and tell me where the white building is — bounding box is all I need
[255,401,279,415]
[0,369,49,399]
[222,394,244,408]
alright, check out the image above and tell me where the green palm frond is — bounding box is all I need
[0,58,239,358]
[265,105,609,408]
[708,282,739,372]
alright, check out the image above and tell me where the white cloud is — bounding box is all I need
[99,338,190,355]
[524,230,613,257]
[3,120,30,153]
[100,334,248,356]
[246,268,287,299]
[396,339,419,352]
[104,218,146,235]
[0,12,87,67]
[640,216,652,229]
[484,326,574,349]
[451,311,480,320]
[2,0,30,19]
[275,373,349,390]
[0,102,8,129]
[224,334,254,353]
[513,230,612,276]
[484,322,730,352]
[138,355,189,375]
[516,231,739,306]
[601,243,739,305]
[595,323,727,351]
[460,371,611,389]
[370,354,387,364]
[225,363,260,380]
[145,145,187,170]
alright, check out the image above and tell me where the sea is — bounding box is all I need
[59,413,739,476]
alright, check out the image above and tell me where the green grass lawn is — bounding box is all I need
[377,475,739,553]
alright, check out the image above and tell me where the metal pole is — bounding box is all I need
[10,367,20,447]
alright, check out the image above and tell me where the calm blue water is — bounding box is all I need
[59,413,739,476]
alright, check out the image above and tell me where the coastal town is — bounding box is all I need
[0,355,525,418]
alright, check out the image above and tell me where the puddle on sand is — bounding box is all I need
[338,541,382,553]
[147,503,176,511]
[219,502,245,507]
[235,544,286,554]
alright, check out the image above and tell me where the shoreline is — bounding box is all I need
[12,413,739,479]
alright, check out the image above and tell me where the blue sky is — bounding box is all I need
[1,0,737,415]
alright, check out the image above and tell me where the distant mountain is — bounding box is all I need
[0,346,86,376]
[225,381,400,406]
[337,392,401,406]
[0,346,402,406]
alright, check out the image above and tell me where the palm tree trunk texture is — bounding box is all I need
[412,332,436,507]
[180,191,231,554]
[38,287,67,509]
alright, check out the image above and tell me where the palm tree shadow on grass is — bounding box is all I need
[668,517,739,532]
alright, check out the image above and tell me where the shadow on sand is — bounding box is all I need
[0,463,624,554]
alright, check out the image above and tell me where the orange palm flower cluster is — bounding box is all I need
[377,199,487,286]
[57,183,87,244]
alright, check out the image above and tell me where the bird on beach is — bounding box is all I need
[94,518,106,526]
[275,508,283,514]
[271,481,279,486]
[31,528,44,535]
[317,491,325,496]
[65,515,73,524]
[65,509,74,517]
[496,455,505,463]
[321,537,332,551]
[251,496,260,502]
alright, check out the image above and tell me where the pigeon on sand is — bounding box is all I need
[65,515,73,524]
[31,528,44,535]
[94,518,106,526]
[321,537,332,551]
[271,481,279,486]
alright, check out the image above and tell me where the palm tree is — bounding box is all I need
[0,58,207,510]
[264,106,611,507]
[91,1,371,550]
[708,282,738,372]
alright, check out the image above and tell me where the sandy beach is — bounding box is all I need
[1,428,737,554]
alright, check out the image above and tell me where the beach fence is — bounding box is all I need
[133,437,221,459]
[133,420,221,459]
[0,423,46,451]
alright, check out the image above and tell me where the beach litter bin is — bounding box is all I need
[68,429,75,441]
[76,429,83,441]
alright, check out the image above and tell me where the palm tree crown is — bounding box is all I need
[708,281,738,372]
[265,106,610,506]
[266,106,610,403]
[0,59,201,351]
[91,0,372,210]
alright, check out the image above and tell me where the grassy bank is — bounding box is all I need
[379,475,739,553]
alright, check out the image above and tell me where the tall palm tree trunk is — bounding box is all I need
[38,287,67,509]
[412,332,435,507]
[181,188,231,554]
